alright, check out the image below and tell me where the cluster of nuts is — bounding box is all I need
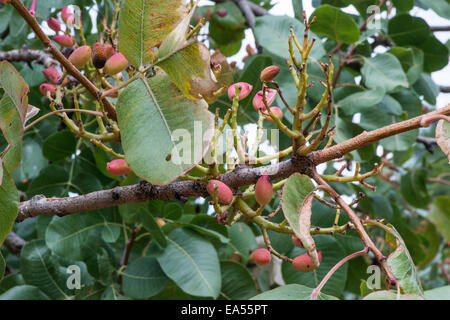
[227,65,283,122]
[39,6,129,97]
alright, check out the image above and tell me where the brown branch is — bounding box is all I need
[16,156,313,222]
[431,26,450,32]
[3,232,27,256]
[311,104,450,164]
[440,86,450,93]
[16,105,450,222]
[310,169,397,285]
[10,0,117,121]
[0,47,59,68]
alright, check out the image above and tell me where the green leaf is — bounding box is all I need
[428,196,450,241]
[122,257,168,299]
[140,210,168,248]
[337,86,385,114]
[282,173,315,238]
[419,0,450,20]
[0,61,29,125]
[211,2,246,30]
[436,120,450,163]
[254,15,325,62]
[226,222,258,263]
[310,5,360,44]
[116,74,214,185]
[361,53,409,93]
[118,0,186,67]
[413,73,439,105]
[157,43,224,102]
[156,228,221,298]
[0,61,29,172]
[219,261,258,300]
[388,47,423,85]
[424,286,450,300]
[392,0,413,12]
[0,285,50,300]
[42,129,77,161]
[282,235,348,297]
[46,211,121,261]
[12,137,47,183]
[418,35,449,72]
[385,225,424,296]
[20,240,69,299]
[363,290,423,300]
[292,0,304,21]
[388,14,430,47]
[0,168,19,245]
[250,284,338,300]
[400,169,431,208]
[170,221,229,244]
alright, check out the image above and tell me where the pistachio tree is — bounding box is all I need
[0,0,449,300]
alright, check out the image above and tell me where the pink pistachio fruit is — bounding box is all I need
[227,82,253,101]
[252,88,277,111]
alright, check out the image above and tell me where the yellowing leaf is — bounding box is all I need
[436,120,450,163]
[157,43,223,103]
[118,0,187,67]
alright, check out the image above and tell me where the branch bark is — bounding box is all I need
[0,47,59,68]
[15,105,450,222]
[310,104,450,164]
[3,232,26,256]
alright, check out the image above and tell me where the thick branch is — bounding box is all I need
[0,47,58,68]
[16,105,450,221]
[10,0,117,121]
[17,157,314,221]
[311,104,450,164]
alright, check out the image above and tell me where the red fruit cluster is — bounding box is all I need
[292,251,322,272]
[207,180,233,204]
[250,248,271,265]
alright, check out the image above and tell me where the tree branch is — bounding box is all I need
[10,0,117,121]
[15,106,450,222]
[311,104,450,164]
[431,26,450,32]
[0,47,59,68]
[440,86,450,93]
[3,232,26,256]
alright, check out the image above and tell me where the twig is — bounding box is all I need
[310,247,369,300]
